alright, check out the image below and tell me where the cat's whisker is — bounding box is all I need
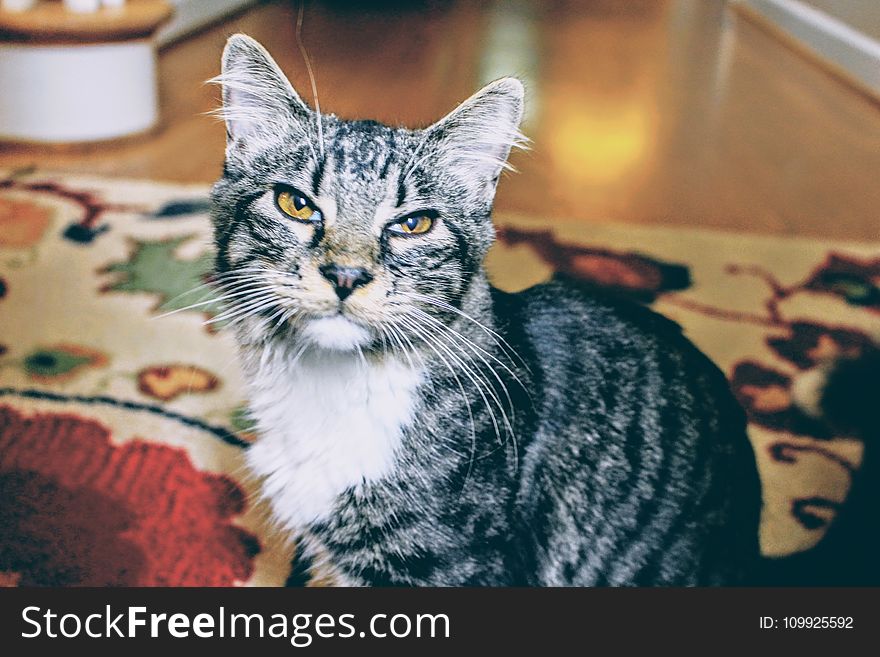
[394,316,491,490]
[404,307,521,469]
[409,294,525,368]
[155,284,282,319]
[155,294,223,318]
[404,291,513,347]
[406,308,516,403]
[160,280,219,308]
[376,325,391,362]
[430,328,514,448]
[396,313,504,453]
[400,291,531,374]
[260,304,295,334]
[398,307,513,423]
[406,305,530,403]
[272,307,300,334]
[295,0,325,161]
[380,323,418,374]
[216,306,281,331]
[206,290,280,321]
[206,276,282,301]
[210,265,292,282]
[286,339,313,371]
[385,320,478,493]
[211,270,296,289]
[205,294,281,326]
[400,130,430,185]
[211,267,275,281]
[155,268,271,313]
[355,343,369,372]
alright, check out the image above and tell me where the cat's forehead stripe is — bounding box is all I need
[395,172,408,209]
[378,153,393,180]
[326,122,402,179]
[310,156,326,195]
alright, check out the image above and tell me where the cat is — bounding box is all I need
[760,345,879,586]
[209,34,762,586]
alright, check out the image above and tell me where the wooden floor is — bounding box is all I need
[1,0,879,241]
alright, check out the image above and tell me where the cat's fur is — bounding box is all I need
[210,34,762,586]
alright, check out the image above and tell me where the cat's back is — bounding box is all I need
[497,276,761,585]
[502,274,731,405]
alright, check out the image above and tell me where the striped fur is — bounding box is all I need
[210,35,761,586]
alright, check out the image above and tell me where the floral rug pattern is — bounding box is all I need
[0,171,877,585]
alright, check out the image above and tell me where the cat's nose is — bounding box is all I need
[319,263,374,300]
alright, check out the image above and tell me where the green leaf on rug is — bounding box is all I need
[102,236,221,320]
[24,349,91,377]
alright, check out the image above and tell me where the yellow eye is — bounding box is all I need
[276,189,320,222]
[390,214,434,236]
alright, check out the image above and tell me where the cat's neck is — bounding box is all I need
[244,343,424,529]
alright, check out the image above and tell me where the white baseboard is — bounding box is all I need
[733,0,880,96]
[157,0,258,47]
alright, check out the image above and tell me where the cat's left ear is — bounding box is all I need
[426,78,526,197]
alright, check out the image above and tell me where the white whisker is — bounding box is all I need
[296,1,325,160]
[396,313,505,450]
[401,291,531,374]
[386,320,478,493]
[402,306,521,470]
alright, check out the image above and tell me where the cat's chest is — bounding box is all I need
[244,350,423,530]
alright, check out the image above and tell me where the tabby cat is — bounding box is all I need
[210,34,762,586]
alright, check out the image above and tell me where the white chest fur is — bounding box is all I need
[244,346,423,530]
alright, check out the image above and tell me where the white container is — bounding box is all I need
[63,0,102,13]
[0,0,38,12]
[0,39,159,143]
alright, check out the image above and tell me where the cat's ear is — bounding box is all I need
[426,78,526,195]
[214,34,312,146]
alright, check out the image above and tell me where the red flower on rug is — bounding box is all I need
[496,226,690,301]
[0,405,259,586]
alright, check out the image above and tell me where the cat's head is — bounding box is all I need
[210,34,524,353]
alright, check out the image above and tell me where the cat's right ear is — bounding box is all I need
[213,34,312,149]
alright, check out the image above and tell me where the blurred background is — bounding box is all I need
[1,0,878,240]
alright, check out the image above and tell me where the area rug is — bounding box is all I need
[0,170,877,586]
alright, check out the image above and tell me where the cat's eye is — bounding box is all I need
[275,188,321,223]
[388,214,434,236]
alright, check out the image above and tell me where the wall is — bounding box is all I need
[734,0,880,97]
[799,0,880,41]
[157,0,258,46]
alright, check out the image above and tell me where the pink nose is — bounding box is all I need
[319,263,374,300]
